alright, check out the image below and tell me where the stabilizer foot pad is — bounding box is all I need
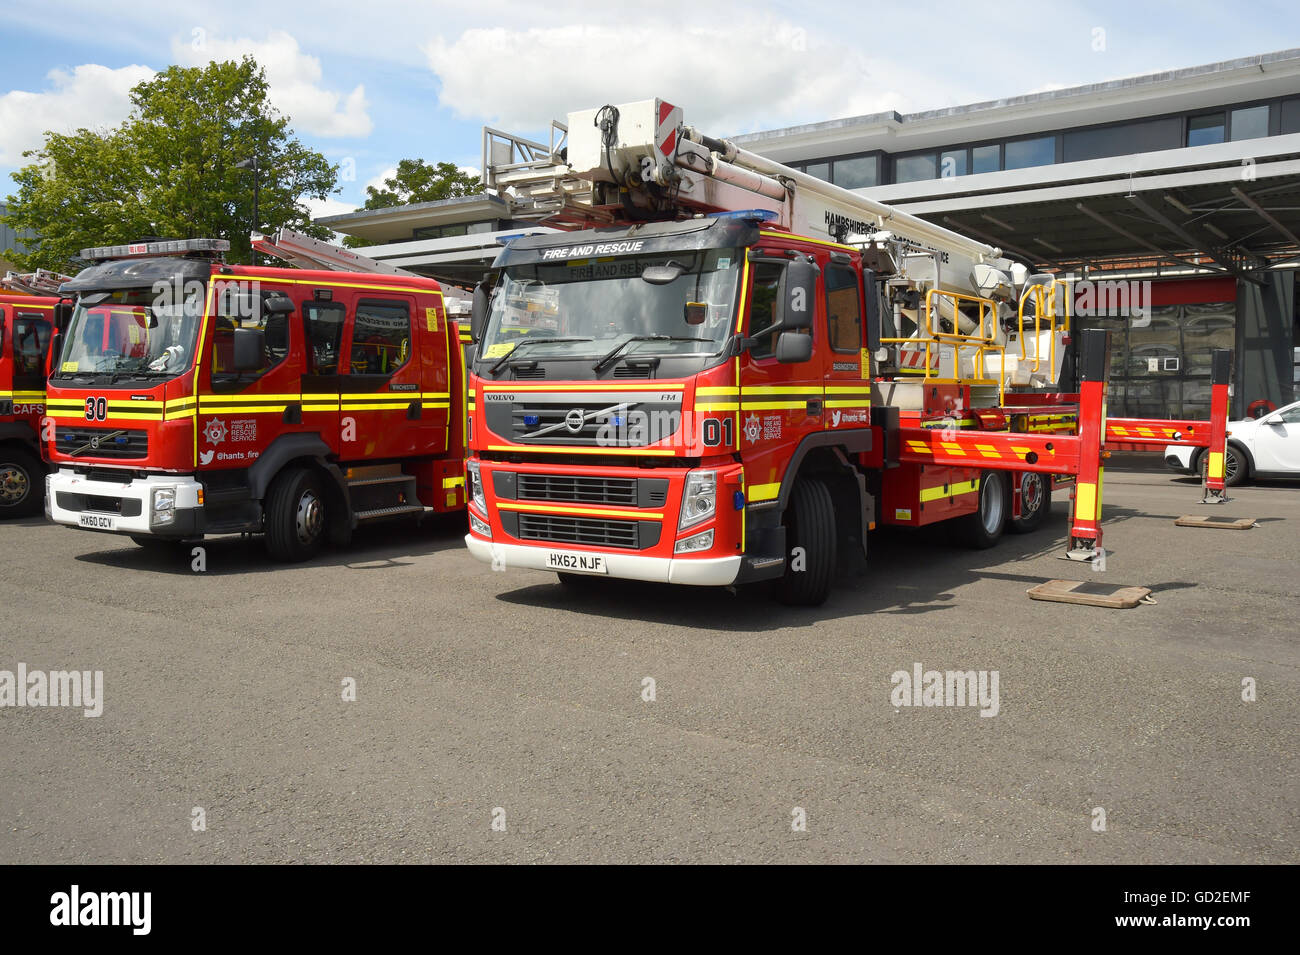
[1027,579,1152,608]
[1174,515,1256,530]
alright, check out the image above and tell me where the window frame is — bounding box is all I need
[823,264,862,355]
[346,297,415,379]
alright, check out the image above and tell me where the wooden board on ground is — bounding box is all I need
[1173,515,1256,530]
[1027,579,1152,608]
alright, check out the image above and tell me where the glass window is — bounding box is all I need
[971,144,1000,174]
[12,313,51,385]
[1004,136,1056,170]
[824,266,861,353]
[747,260,788,360]
[1063,117,1182,162]
[833,155,878,189]
[804,162,831,183]
[211,290,291,384]
[1188,113,1225,147]
[940,149,967,178]
[1230,105,1270,141]
[894,153,937,183]
[351,300,412,376]
[303,301,345,376]
[1282,98,1300,135]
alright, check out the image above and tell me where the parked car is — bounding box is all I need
[1164,399,1300,485]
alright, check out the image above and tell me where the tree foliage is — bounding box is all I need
[361,159,482,209]
[3,57,338,271]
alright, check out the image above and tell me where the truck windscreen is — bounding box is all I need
[56,285,205,380]
[479,248,742,366]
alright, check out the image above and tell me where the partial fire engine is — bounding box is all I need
[0,281,64,517]
[43,237,468,559]
[463,98,1231,604]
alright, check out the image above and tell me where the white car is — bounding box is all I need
[1164,399,1300,486]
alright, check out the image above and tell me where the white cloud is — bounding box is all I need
[172,30,372,138]
[304,195,356,219]
[0,63,154,167]
[364,166,397,194]
[423,20,928,136]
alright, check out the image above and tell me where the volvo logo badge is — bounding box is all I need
[564,408,585,433]
[90,436,100,450]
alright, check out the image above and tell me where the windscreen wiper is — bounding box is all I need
[488,337,591,374]
[592,335,713,372]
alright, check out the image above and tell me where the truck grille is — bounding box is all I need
[518,513,639,549]
[517,474,637,505]
[56,426,149,459]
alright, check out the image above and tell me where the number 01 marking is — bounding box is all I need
[702,417,734,447]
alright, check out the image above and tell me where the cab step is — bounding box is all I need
[353,503,427,522]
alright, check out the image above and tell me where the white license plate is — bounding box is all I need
[545,551,607,575]
[78,513,115,530]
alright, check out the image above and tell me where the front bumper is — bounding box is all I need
[47,468,204,537]
[465,535,743,586]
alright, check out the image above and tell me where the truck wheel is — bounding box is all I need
[956,471,1007,549]
[0,447,43,518]
[777,477,836,607]
[265,466,328,562]
[1007,472,1050,534]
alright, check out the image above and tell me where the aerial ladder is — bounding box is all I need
[478,101,1235,563]
[2,268,74,296]
[252,227,472,317]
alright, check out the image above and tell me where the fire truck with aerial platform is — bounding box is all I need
[43,236,469,560]
[1,268,72,517]
[462,98,1231,605]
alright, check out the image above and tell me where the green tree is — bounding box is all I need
[3,57,338,271]
[341,159,483,248]
[361,159,482,209]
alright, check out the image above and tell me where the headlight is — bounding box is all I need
[674,528,713,554]
[678,470,716,529]
[467,460,486,514]
[152,487,175,525]
[468,509,491,538]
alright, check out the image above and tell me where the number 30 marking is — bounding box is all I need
[85,396,108,421]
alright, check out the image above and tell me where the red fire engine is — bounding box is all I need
[43,238,467,559]
[461,98,1230,604]
[0,288,64,517]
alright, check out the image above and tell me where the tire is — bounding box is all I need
[264,466,328,562]
[0,446,43,518]
[777,477,837,607]
[1007,471,1051,534]
[1202,445,1248,487]
[955,470,1008,549]
[1224,444,1247,487]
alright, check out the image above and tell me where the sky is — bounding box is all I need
[1,0,1297,222]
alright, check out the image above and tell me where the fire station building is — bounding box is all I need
[317,48,1300,419]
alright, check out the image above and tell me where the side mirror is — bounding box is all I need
[232,326,265,371]
[1263,414,1283,425]
[470,282,490,343]
[778,259,818,330]
[53,301,74,333]
[775,331,812,364]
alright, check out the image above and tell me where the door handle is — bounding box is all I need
[806,400,823,416]
[406,401,421,420]
[282,403,302,424]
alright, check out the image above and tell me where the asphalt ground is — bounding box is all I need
[1,462,1296,864]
